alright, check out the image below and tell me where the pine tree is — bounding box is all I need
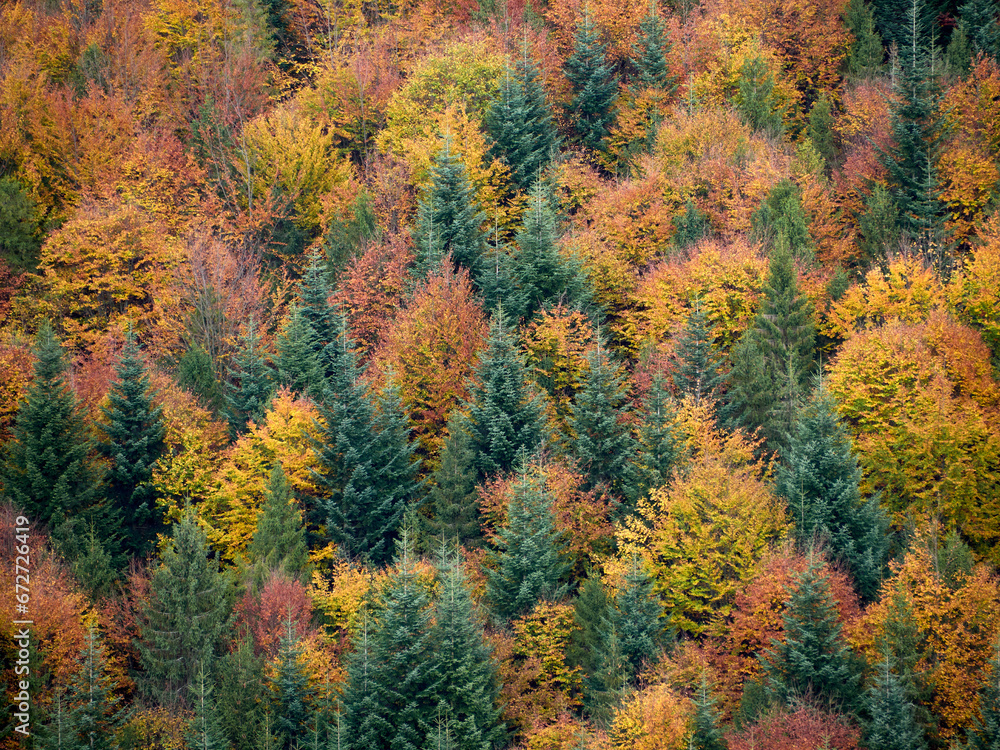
[464,312,547,484]
[586,626,629,728]
[274,303,322,399]
[958,0,999,60]
[633,374,680,500]
[862,651,928,750]
[485,48,558,192]
[271,617,314,750]
[883,0,948,263]
[688,674,726,750]
[216,631,269,750]
[177,343,226,414]
[633,1,677,91]
[751,180,814,261]
[226,316,274,435]
[568,574,614,683]
[248,463,310,582]
[776,387,890,602]
[66,626,125,750]
[2,321,102,548]
[299,249,337,348]
[486,467,569,620]
[424,415,480,547]
[612,557,663,678]
[966,640,1000,750]
[844,0,885,79]
[424,544,505,750]
[99,330,166,558]
[672,304,725,406]
[761,557,861,709]
[187,662,229,750]
[137,512,236,709]
[342,528,436,749]
[565,342,638,502]
[734,56,784,136]
[412,139,486,277]
[564,10,619,151]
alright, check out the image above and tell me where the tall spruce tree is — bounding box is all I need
[187,662,228,750]
[248,463,310,582]
[612,557,663,678]
[565,342,638,502]
[633,373,680,502]
[226,316,274,435]
[424,414,481,547]
[735,56,785,136]
[177,343,226,415]
[464,311,547,484]
[863,650,928,750]
[66,626,125,750]
[299,250,337,348]
[271,618,314,750]
[2,321,103,548]
[485,48,558,192]
[274,303,323,399]
[486,467,569,620]
[342,528,436,749]
[959,0,1000,59]
[966,640,1000,750]
[883,0,948,264]
[760,557,861,710]
[412,139,486,278]
[845,0,885,78]
[633,1,677,92]
[564,10,619,151]
[776,387,889,602]
[424,544,505,750]
[216,631,269,750]
[99,330,166,558]
[137,512,235,709]
[672,304,725,406]
[569,574,614,684]
[688,674,726,750]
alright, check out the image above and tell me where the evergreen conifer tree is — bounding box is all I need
[177,343,226,414]
[871,0,915,52]
[216,631,269,750]
[248,463,310,582]
[275,303,322,399]
[862,651,928,750]
[672,200,712,249]
[137,512,235,709]
[424,544,505,750]
[342,528,436,749]
[633,374,680,500]
[633,1,676,91]
[226,316,274,435]
[271,618,314,750]
[672,304,725,406]
[688,674,727,750]
[751,180,814,261]
[958,0,999,59]
[99,330,166,558]
[66,626,125,750]
[859,183,902,264]
[948,21,973,74]
[612,557,663,678]
[966,640,1000,750]
[564,10,619,151]
[845,0,885,78]
[776,387,890,602]
[464,312,547,483]
[424,415,481,546]
[586,627,629,728]
[2,321,103,546]
[568,574,614,684]
[761,557,861,709]
[299,250,337,348]
[735,56,784,136]
[486,467,569,620]
[187,662,229,750]
[412,140,486,277]
[565,342,638,501]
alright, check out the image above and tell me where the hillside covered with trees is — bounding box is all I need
[3,0,1000,747]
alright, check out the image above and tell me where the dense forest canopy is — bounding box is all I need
[3,0,1000,747]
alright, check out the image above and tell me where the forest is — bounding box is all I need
[2,0,1000,747]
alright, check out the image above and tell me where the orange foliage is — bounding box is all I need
[544,0,650,69]
[942,55,1000,163]
[523,304,596,427]
[832,79,894,224]
[937,136,999,248]
[950,217,1000,358]
[0,334,34,443]
[726,705,861,750]
[233,572,318,659]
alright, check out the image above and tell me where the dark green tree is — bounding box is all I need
[324,191,379,277]
[672,200,712,249]
[565,343,638,501]
[958,0,999,60]
[568,574,614,684]
[734,56,784,136]
[808,96,836,167]
[248,463,310,582]
[586,627,629,728]
[0,177,43,271]
[137,512,235,709]
[760,557,861,709]
[424,544,505,750]
[688,674,727,750]
[485,49,559,192]
[948,20,973,75]
[342,528,436,749]
[633,1,677,91]
[564,10,619,151]
[65,626,125,750]
[464,312,547,484]
[844,0,885,79]
[99,330,167,558]
[672,304,725,406]
[859,183,902,265]
[424,415,480,547]
[862,651,928,750]
[776,387,890,602]
[216,631,269,750]
[299,250,338,351]
[271,618,314,750]
[633,373,680,501]
[485,467,569,620]
[411,139,486,277]
[226,316,274,435]
[1,322,102,545]
[187,662,229,750]
[72,525,118,602]
[612,557,663,678]
[966,640,1000,750]
[177,343,226,414]
[751,180,814,261]
[274,303,322,399]
[871,0,915,53]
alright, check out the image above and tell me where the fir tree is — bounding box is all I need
[859,183,902,265]
[959,0,999,60]
[948,20,973,74]
[342,528,436,749]
[485,49,559,192]
[672,200,712,249]
[412,139,486,277]
[486,467,569,620]
[137,512,236,709]
[424,415,481,547]
[464,312,547,484]
[271,618,314,750]
[226,316,274,435]
[187,662,229,750]
[586,627,629,728]
[751,180,814,261]
[424,543,505,750]
[688,674,726,750]
[216,631,269,750]
[862,651,928,750]
[734,56,784,137]
[2,321,102,547]
[966,640,1000,750]
[565,342,638,502]
[845,0,885,79]
[761,557,861,709]
[672,304,725,407]
[72,525,118,603]
[99,330,166,558]
[633,374,680,500]
[633,1,676,91]
[564,10,619,151]
[177,343,226,414]
[66,626,125,750]
[776,387,890,602]
[807,96,836,168]
[568,574,614,685]
[299,249,337,348]
[248,463,310,582]
[612,557,663,678]
[274,303,322,399]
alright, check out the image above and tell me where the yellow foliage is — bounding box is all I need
[949,217,1000,358]
[116,706,189,750]
[608,683,691,750]
[310,557,385,644]
[938,137,999,247]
